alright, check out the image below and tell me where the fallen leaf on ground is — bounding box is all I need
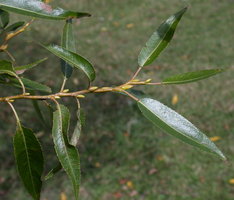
[156,155,164,161]
[95,162,101,168]
[60,192,67,200]
[126,181,134,189]
[148,168,158,175]
[209,136,221,142]
[129,190,138,197]
[172,94,179,105]
[126,23,134,29]
[119,179,128,185]
[113,192,123,198]
[229,179,234,184]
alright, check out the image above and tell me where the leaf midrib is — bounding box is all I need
[138,101,210,150]
[0,2,64,19]
[140,17,176,66]
[47,46,93,81]
[163,70,222,84]
[56,105,78,198]
[19,126,38,198]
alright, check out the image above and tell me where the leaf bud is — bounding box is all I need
[89,86,98,91]
[62,89,69,93]
[121,85,133,90]
[131,79,140,82]
[145,79,152,83]
[77,95,85,98]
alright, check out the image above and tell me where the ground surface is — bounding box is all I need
[0,0,234,199]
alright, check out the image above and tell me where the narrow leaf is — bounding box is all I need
[0,60,14,71]
[62,19,76,52]
[32,100,47,127]
[0,0,91,20]
[15,57,47,74]
[0,9,9,28]
[44,162,62,181]
[14,124,44,200]
[138,7,187,67]
[138,98,226,160]
[44,45,95,81]
[5,21,24,32]
[162,69,225,84]
[61,19,76,78]
[0,60,21,82]
[7,76,52,93]
[70,108,82,146]
[52,104,80,200]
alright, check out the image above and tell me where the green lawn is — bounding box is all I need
[0,0,234,199]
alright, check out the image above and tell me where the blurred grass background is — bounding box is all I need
[0,0,234,199]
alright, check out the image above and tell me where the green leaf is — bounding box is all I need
[138,7,187,67]
[138,98,226,160]
[15,57,47,73]
[61,19,76,78]
[0,60,19,78]
[0,60,14,71]
[52,104,80,200]
[44,45,95,81]
[0,0,91,20]
[0,9,9,28]
[62,19,76,52]
[7,76,52,93]
[44,162,62,181]
[32,100,47,128]
[13,124,44,200]
[5,21,24,32]
[70,108,82,146]
[162,69,225,84]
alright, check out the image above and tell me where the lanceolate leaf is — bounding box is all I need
[32,100,47,128]
[8,76,52,93]
[138,7,187,67]
[0,0,91,20]
[0,60,14,70]
[0,9,9,28]
[162,69,225,84]
[15,57,48,73]
[62,19,76,53]
[52,104,80,200]
[61,19,76,78]
[5,21,24,32]
[138,98,226,160]
[0,60,24,87]
[44,162,62,181]
[44,45,95,81]
[70,108,83,146]
[0,61,51,92]
[13,124,44,200]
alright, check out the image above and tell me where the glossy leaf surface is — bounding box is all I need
[138,7,187,67]
[0,0,91,20]
[61,19,76,78]
[52,104,80,200]
[14,124,44,200]
[138,98,226,159]
[44,45,95,81]
[162,69,225,84]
